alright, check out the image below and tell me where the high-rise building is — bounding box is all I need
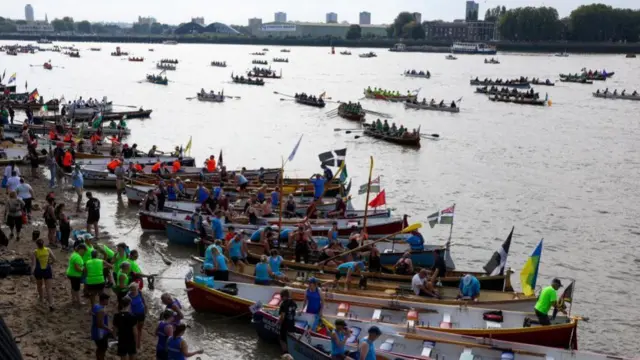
[191,17,205,25]
[326,12,338,24]
[248,18,262,34]
[25,4,34,22]
[359,11,371,25]
[274,12,287,23]
[412,12,422,24]
[466,1,479,21]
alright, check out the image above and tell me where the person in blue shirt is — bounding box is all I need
[211,247,229,281]
[405,230,425,251]
[268,249,288,281]
[321,164,333,181]
[71,164,84,212]
[310,174,327,200]
[330,319,349,358]
[458,274,481,301]
[234,171,249,196]
[359,326,382,360]
[210,210,224,240]
[254,255,275,285]
[302,277,324,315]
[335,261,365,291]
[270,187,280,208]
[211,185,222,200]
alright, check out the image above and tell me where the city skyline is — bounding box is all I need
[5,0,639,25]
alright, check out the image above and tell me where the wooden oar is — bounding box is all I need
[319,223,422,266]
[345,130,364,134]
[280,98,295,101]
[224,95,241,99]
[274,91,294,98]
[333,128,362,132]
[185,97,196,101]
[113,104,139,109]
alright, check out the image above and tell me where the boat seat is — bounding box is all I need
[486,321,502,329]
[459,348,474,360]
[372,309,382,321]
[295,320,308,330]
[397,284,413,295]
[346,326,361,344]
[440,313,452,329]
[379,338,394,352]
[337,303,350,317]
[421,341,436,357]
[268,293,282,307]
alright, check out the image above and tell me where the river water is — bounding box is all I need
[3,41,639,358]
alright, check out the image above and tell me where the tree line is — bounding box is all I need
[493,4,640,42]
[0,16,172,35]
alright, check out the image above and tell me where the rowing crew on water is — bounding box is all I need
[294,93,325,107]
[371,118,416,138]
[251,52,266,56]
[211,61,227,67]
[231,74,265,86]
[409,98,457,108]
[595,88,638,96]
[477,86,539,99]
[484,58,500,64]
[156,63,176,70]
[530,78,555,86]
[365,87,414,98]
[159,58,179,64]
[248,67,281,79]
[403,70,431,78]
[272,58,289,63]
[197,89,225,102]
[146,74,168,85]
[128,57,144,62]
[252,60,268,65]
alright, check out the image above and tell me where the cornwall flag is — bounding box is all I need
[483,226,514,276]
[318,148,346,167]
[427,205,454,228]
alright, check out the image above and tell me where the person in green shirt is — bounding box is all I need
[534,278,566,325]
[113,261,132,301]
[125,249,152,290]
[66,243,87,306]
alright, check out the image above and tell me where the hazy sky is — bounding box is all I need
[6,0,638,25]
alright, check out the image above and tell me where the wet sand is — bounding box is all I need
[0,165,159,360]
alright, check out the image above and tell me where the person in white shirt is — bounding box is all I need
[6,171,21,194]
[15,177,34,218]
[3,162,20,180]
[411,269,439,298]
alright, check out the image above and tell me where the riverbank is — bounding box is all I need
[0,165,159,360]
[2,34,640,54]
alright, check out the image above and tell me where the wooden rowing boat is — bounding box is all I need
[185,279,578,349]
[295,97,326,108]
[192,257,524,309]
[403,72,430,78]
[489,96,547,106]
[363,91,417,102]
[231,74,264,86]
[247,72,281,79]
[469,80,530,89]
[4,123,130,136]
[362,123,420,147]
[404,102,460,113]
[475,87,539,98]
[156,63,176,71]
[592,92,640,101]
[196,93,225,102]
[559,78,593,84]
[33,110,152,123]
[146,76,168,85]
[337,105,365,122]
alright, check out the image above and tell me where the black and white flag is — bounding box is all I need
[483,226,513,276]
[318,148,347,167]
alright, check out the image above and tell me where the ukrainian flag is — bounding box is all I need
[520,239,543,296]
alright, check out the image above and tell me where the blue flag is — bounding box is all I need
[287,134,303,162]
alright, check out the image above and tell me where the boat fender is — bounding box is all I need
[482,310,503,323]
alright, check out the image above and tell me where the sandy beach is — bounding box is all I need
[0,165,159,360]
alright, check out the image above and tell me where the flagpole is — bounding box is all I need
[361,156,374,246]
[277,157,285,230]
[567,278,575,317]
[446,203,456,249]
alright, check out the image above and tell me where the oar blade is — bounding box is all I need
[401,223,422,233]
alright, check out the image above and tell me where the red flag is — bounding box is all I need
[368,189,386,208]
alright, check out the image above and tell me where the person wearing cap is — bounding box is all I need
[359,326,382,360]
[330,319,350,359]
[458,274,481,302]
[335,261,366,291]
[277,289,297,354]
[534,278,566,325]
[302,277,324,316]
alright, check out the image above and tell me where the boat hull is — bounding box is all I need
[404,102,460,113]
[470,80,530,89]
[185,281,253,315]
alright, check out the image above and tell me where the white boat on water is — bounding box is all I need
[451,42,497,55]
[592,91,640,101]
[405,101,460,113]
[63,97,113,116]
[554,52,569,57]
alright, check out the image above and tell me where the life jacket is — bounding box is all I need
[172,160,181,173]
[205,159,216,172]
[62,151,73,167]
[107,159,120,171]
[63,133,73,142]
[90,134,101,144]
[134,164,143,172]
[49,130,58,140]
[151,162,162,172]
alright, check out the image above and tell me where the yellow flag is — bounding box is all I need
[184,136,192,155]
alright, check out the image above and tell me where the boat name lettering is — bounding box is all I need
[261,316,280,334]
